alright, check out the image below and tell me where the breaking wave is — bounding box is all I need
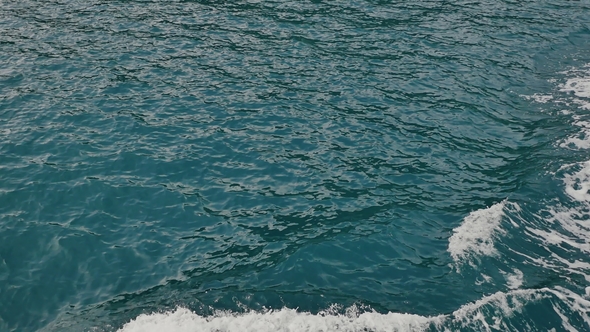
[117,288,590,332]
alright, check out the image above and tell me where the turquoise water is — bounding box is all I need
[1,0,590,331]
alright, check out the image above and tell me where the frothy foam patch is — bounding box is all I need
[505,269,524,290]
[557,68,590,148]
[561,77,590,99]
[563,161,590,203]
[559,67,590,110]
[519,203,590,284]
[560,120,590,149]
[447,201,513,266]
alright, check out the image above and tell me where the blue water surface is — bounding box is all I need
[1,1,590,331]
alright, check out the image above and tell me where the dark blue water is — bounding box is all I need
[1,1,590,331]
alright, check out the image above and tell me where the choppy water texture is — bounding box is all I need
[1,0,590,331]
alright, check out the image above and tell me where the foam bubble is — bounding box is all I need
[447,201,512,266]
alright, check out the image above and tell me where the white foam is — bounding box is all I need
[450,288,590,331]
[559,69,590,110]
[563,161,590,203]
[117,306,441,332]
[512,228,590,284]
[447,201,512,266]
[545,206,590,251]
[560,77,590,99]
[514,184,590,286]
[451,289,543,324]
[116,289,553,332]
[559,69,590,149]
[520,198,590,284]
[561,120,590,149]
[504,269,524,290]
[475,273,492,285]
[551,302,577,332]
[525,66,590,149]
[548,287,590,328]
[522,94,554,103]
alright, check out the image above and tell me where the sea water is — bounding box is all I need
[1,0,590,331]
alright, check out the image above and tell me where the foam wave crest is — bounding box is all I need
[447,201,516,266]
